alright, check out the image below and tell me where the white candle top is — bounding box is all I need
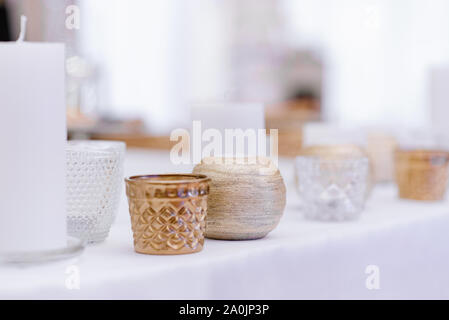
[16,15,27,42]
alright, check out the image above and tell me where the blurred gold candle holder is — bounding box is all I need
[295,145,374,199]
[125,174,210,255]
[395,149,449,201]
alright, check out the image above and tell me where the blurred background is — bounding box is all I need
[2,0,449,157]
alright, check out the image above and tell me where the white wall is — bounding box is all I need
[283,0,449,128]
[79,0,449,133]
[79,1,186,133]
[79,0,229,134]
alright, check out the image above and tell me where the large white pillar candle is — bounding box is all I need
[0,18,66,253]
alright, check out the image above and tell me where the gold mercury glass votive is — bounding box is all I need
[395,149,449,201]
[125,174,210,255]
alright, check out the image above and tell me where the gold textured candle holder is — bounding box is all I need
[395,149,449,201]
[125,174,210,255]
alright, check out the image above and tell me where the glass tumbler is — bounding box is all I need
[295,155,370,221]
[125,174,210,255]
[66,140,125,243]
[295,145,373,200]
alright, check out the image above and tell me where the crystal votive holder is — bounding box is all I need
[296,145,373,199]
[66,140,125,243]
[295,154,370,221]
[395,149,449,201]
[125,174,210,255]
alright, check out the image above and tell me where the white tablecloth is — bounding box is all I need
[1,149,449,299]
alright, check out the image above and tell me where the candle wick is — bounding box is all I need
[16,15,28,42]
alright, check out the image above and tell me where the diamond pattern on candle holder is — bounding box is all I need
[126,182,208,255]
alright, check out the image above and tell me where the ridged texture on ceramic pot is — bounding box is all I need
[193,157,286,240]
[395,150,449,201]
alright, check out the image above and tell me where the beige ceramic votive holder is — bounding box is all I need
[395,149,449,201]
[193,157,286,240]
[125,174,210,255]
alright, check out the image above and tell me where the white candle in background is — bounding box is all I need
[191,102,265,160]
[0,16,66,252]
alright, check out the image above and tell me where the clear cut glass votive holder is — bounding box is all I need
[66,140,125,243]
[295,154,370,221]
[125,174,210,255]
[296,145,373,199]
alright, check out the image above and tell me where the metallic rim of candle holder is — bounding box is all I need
[126,174,210,185]
[125,174,210,199]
